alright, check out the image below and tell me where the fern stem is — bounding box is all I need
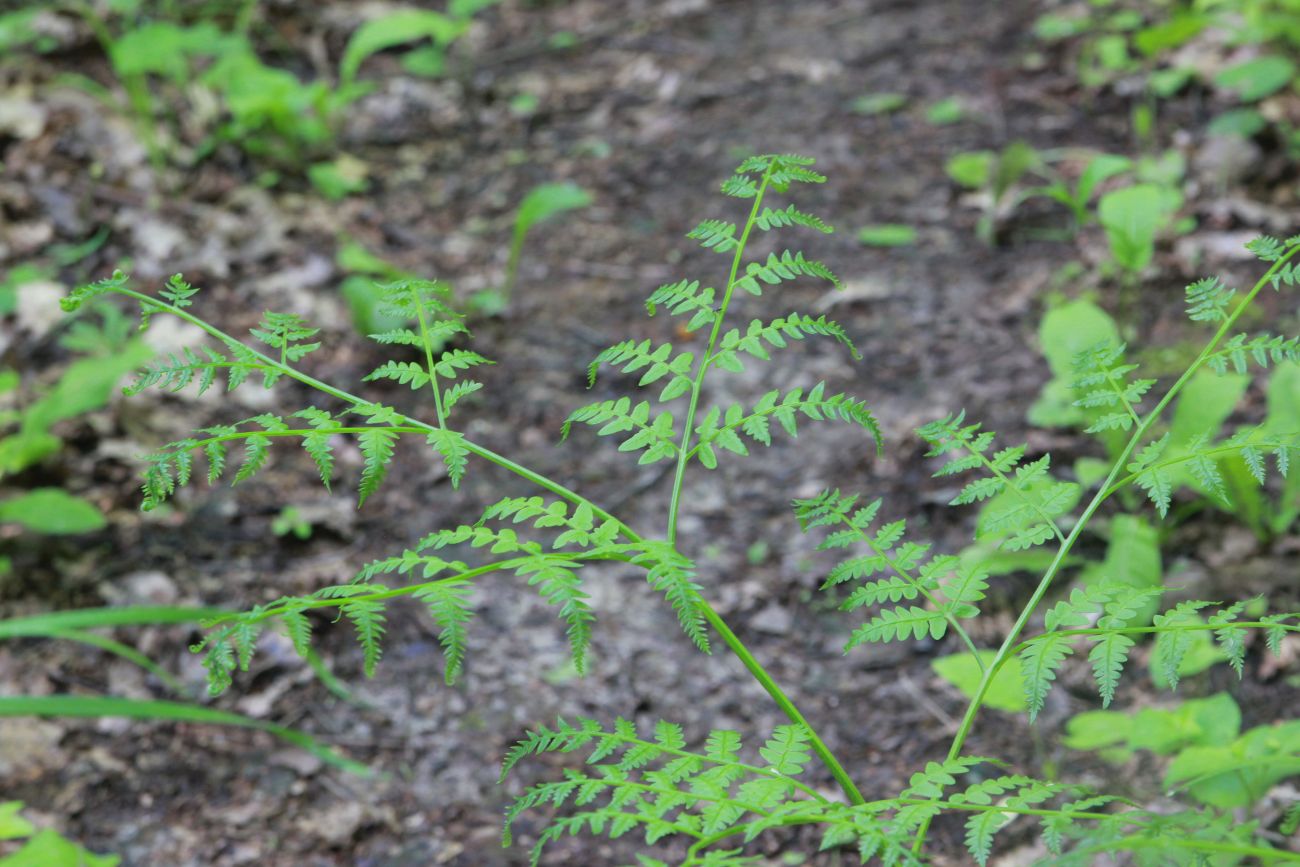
[412,285,448,428]
[911,243,1300,856]
[1071,834,1299,863]
[685,798,1128,862]
[1103,365,1142,426]
[700,606,865,805]
[666,163,774,544]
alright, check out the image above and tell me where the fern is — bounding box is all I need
[754,204,833,234]
[793,489,986,656]
[689,384,880,469]
[363,360,429,389]
[63,163,1300,867]
[588,339,696,401]
[341,597,386,677]
[645,279,718,332]
[714,312,860,366]
[1121,428,1298,519]
[293,407,337,489]
[501,718,828,866]
[918,412,1077,549]
[1206,332,1300,374]
[561,397,679,464]
[1184,276,1235,323]
[688,218,741,254]
[357,427,398,506]
[732,250,840,295]
[1070,342,1155,433]
[250,311,321,363]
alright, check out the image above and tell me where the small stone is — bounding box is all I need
[750,603,793,635]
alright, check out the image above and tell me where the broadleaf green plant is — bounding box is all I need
[61,157,1300,864]
[0,801,118,867]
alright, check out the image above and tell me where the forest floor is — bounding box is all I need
[2,0,1299,864]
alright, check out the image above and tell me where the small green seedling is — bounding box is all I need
[945,141,1044,244]
[477,181,592,313]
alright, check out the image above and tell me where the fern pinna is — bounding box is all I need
[61,158,1300,865]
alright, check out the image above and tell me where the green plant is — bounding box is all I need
[857,225,917,247]
[479,181,593,313]
[945,142,1045,244]
[1029,152,1131,231]
[0,305,151,537]
[1035,0,1300,154]
[12,1,494,177]
[61,158,1300,864]
[273,505,312,540]
[1066,692,1300,812]
[0,801,117,867]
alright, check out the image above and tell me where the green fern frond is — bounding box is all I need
[125,345,271,396]
[442,379,482,415]
[363,360,430,389]
[588,339,695,401]
[631,542,711,653]
[501,716,824,864]
[233,413,286,484]
[413,578,472,684]
[370,277,456,321]
[1128,433,1172,517]
[919,412,1074,547]
[849,606,947,646]
[480,497,621,549]
[159,272,201,308]
[1246,235,1286,262]
[715,312,860,364]
[690,384,880,469]
[1088,633,1135,707]
[433,348,492,379]
[1070,342,1154,433]
[733,250,841,296]
[721,175,759,198]
[250,312,321,362]
[61,269,130,312]
[427,428,469,488]
[293,407,338,489]
[1150,600,1216,690]
[734,153,826,190]
[515,556,594,672]
[1020,634,1073,723]
[1206,332,1300,374]
[688,218,741,254]
[1185,276,1235,323]
[341,597,386,676]
[280,608,313,657]
[644,279,719,331]
[794,491,984,656]
[754,204,833,234]
[357,428,398,506]
[561,397,679,464]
